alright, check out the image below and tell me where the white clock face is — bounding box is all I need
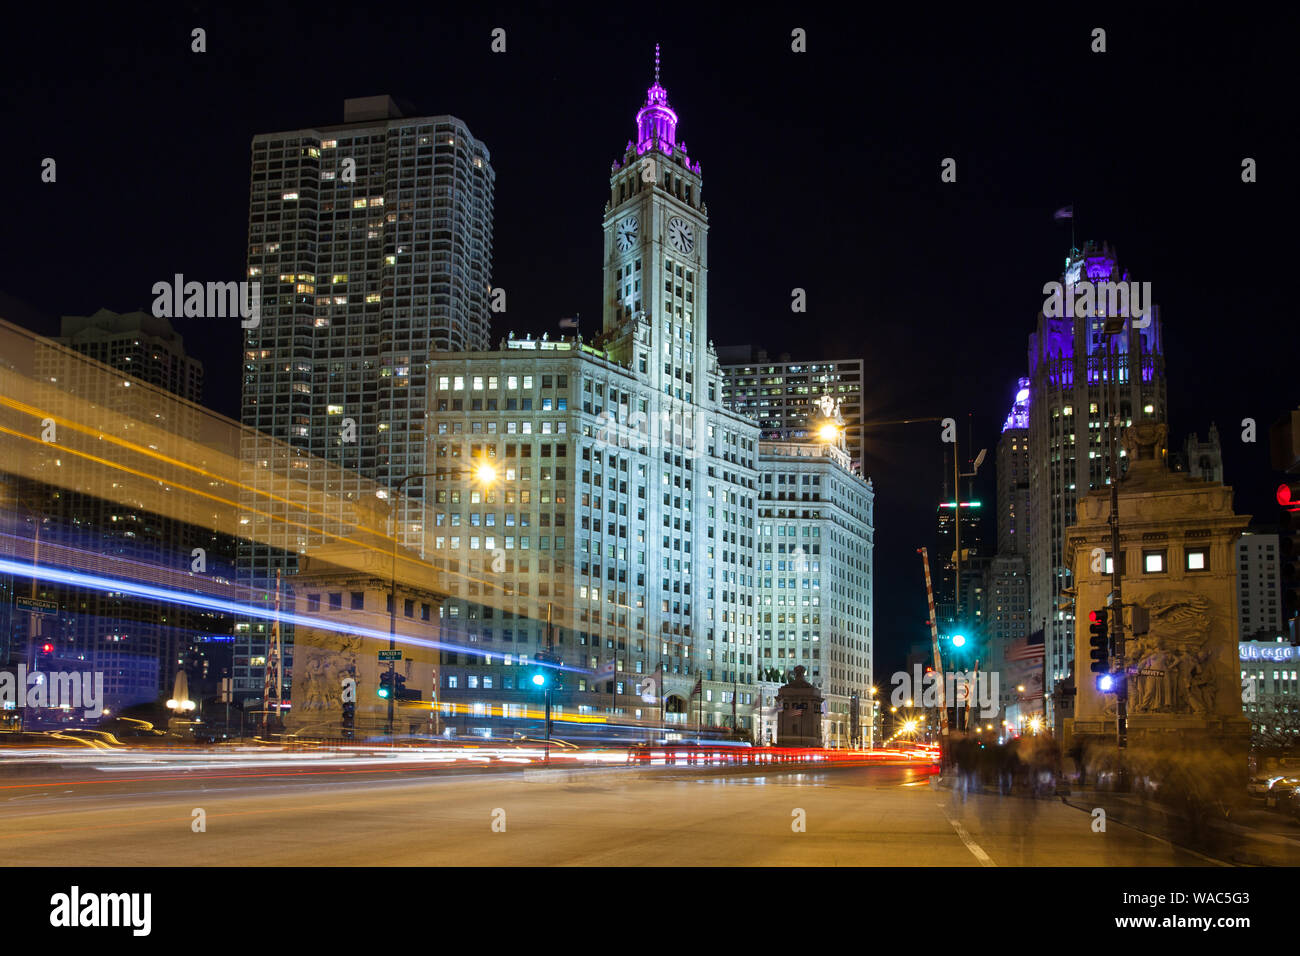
[616,216,638,252]
[667,217,694,254]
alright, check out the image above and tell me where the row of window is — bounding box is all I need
[1104,547,1210,575]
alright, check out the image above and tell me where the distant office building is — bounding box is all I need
[26,310,234,713]
[997,378,1031,556]
[934,465,984,629]
[1240,637,1300,749]
[755,435,874,747]
[1171,425,1224,482]
[1238,531,1282,640]
[1027,240,1167,704]
[236,96,495,700]
[718,346,865,474]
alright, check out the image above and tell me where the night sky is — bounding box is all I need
[2,3,1294,675]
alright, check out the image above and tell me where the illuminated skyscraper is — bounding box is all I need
[717,347,865,474]
[420,49,873,739]
[235,97,495,700]
[1026,240,1167,709]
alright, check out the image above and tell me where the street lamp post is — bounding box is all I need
[387,471,437,738]
[1101,320,1128,751]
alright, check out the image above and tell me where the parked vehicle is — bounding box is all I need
[1283,786,1300,823]
[1264,775,1300,809]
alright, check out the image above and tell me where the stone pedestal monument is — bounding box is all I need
[776,666,825,748]
[1065,423,1250,765]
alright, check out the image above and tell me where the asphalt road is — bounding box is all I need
[0,761,1217,865]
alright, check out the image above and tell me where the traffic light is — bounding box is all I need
[39,643,54,657]
[1088,609,1109,674]
[377,671,394,699]
[392,672,414,701]
[529,667,550,690]
[341,700,355,737]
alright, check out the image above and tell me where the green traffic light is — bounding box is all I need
[377,687,390,698]
[951,634,966,647]
[531,672,546,687]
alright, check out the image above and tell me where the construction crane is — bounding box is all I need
[917,547,949,736]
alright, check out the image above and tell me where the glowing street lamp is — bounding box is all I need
[474,462,498,486]
[813,394,846,447]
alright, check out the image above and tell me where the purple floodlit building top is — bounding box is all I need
[1028,240,1162,388]
[612,44,701,175]
[1002,377,1030,432]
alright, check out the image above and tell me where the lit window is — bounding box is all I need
[1186,550,1207,571]
[1143,551,1165,574]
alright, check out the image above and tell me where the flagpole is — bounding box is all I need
[696,679,701,745]
[659,659,665,742]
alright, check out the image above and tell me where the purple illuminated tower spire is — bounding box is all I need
[636,43,679,155]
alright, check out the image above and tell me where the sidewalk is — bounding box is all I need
[935,771,1300,864]
[1063,789,1300,866]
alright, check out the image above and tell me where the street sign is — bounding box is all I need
[15,597,57,616]
[377,650,403,661]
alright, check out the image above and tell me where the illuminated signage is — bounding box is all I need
[1239,641,1298,662]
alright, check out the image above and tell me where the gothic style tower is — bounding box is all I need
[601,45,709,401]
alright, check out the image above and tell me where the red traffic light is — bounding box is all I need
[1088,610,1102,624]
[1278,482,1300,511]
[40,643,53,654]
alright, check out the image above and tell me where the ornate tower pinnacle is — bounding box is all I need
[636,42,678,154]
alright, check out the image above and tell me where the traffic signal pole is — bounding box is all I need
[1105,332,1127,751]
[545,602,554,760]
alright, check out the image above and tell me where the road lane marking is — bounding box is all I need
[940,804,996,866]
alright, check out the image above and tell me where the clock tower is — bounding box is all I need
[602,45,709,402]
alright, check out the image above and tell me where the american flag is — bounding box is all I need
[1006,635,1046,662]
